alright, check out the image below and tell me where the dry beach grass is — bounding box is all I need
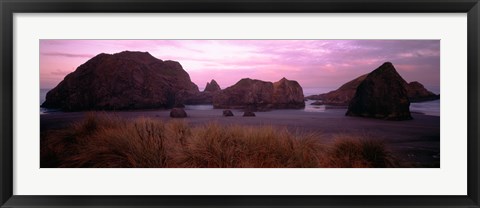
[41,112,399,168]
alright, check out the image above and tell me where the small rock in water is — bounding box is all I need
[243,111,256,117]
[170,108,187,118]
[223,110,234,117]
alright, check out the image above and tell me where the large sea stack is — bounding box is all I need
[41,51,199,111]
[307,71,439,105]
[272,77,306,109]
[213,77,305,111]
[346,62,412,120]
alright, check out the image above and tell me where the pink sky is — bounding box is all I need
[40,40,440,95]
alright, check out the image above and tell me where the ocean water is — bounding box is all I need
[186,101,328,113]
[410,99,440,116]
[40,89,49,114]
[40,89,49,104]
[303,100,327,112]
[304,99,440,116]
[185,104,214,111]
[39,89,440,116]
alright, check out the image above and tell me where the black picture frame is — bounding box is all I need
[1,0,479,207]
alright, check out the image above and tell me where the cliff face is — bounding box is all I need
[272,78,306,109]
[212,77,305,111]
[346,62,412,120]
[41,51,199,111]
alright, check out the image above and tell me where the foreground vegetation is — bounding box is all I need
[41,113,399,168]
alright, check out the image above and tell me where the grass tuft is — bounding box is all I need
[326,134,398,168]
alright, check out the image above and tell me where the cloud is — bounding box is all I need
[41,52,94,58]
[50,69,71,76]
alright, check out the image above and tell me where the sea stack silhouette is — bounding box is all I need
[204,79,221,92]
[307,68,439,105]
[307,74,368,105]
[346,62,413,120]
[213,77,305,111]
[41,51,199,111]
[406,81,439,102]
[176,79,222,105]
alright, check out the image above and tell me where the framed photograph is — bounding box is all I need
[1,0,479,207]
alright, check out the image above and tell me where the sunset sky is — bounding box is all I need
[40,40,440,95]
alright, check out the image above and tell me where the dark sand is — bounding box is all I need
[41,108,440,167]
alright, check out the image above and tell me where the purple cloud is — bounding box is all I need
[41,52,94,58]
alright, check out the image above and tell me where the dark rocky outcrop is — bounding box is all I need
[204,79,221,92]
[346,62,412,120]
[304,94,324,100]
[223,110,234,117]
[175,79,221,105]
[272,78,306,109]
[170,108,187,118]
[306,74,368,105]
[213,78,273,110]
[307,73,438,105]
[407,81,440,102]
[212,77,305,111]
[243,111,256,117]
[175,90,213,105]
[41,51,199,111]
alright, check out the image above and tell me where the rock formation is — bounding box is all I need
[213,78,273,110]
[170,108,187,118]
[243,111,256,117]
[204,79,221,92]
[304,94,324,100]
[223,110,234,117]
[272,78,306,109]
[175,79,221,105]
[41,51,199,111]
[175,90,211,105]
[407,81,440,102]
[306,74,368,105]
[346,62,412,120]
[306,72,438,105]
[212,77,305,111]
